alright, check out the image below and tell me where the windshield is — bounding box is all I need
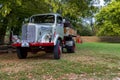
[30,15,55,24]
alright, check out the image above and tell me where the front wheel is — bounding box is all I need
[54,40,62,59]
[17,47,28,59]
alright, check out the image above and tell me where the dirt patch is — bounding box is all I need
[42,73,78,80]
[0,45,16,53]
[81,36,100,42]
[63,53,97,64]
[59,73,78,80]
[0,53,32,74]
[81,36,120,43]
[42,73,119,80]
[1,64,32,74]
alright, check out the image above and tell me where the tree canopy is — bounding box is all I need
[95,0,120,36]
[0,0,50,44]
[0,0,99,44]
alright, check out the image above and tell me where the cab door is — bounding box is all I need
[56,16,64,39]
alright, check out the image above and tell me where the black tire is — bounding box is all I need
[62,47,65,53]
[54,40,62,59]
[67,40,75,53]
[17,47,27,59]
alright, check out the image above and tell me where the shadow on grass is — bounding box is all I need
[27,52,54,60]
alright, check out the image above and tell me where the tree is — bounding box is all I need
[0,0,22,44]
[0,0,49,44]
[95,1,120,36]
[0,0,103,44]
[45,0,92,23]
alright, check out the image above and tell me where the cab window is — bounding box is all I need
[57,16,62,24]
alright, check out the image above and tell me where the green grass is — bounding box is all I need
[77,42,120,60]
[0,42,120,80]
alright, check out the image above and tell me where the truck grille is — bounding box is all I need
[22,24,36,42]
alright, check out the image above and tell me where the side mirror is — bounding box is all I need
[63,19,66,23]
[23,18,29,24]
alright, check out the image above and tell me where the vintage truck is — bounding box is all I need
[12,13,76,59]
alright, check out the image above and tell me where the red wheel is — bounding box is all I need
[54,40,62,59]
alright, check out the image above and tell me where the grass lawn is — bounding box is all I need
[0,42,120,80]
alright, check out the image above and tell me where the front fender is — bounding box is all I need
[40,33,60,46]
[54,34,59,46]
[40,33,49,43]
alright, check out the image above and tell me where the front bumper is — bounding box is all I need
[12,42,54,47]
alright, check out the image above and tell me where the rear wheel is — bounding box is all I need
[66,39,75,53]
[17,47,28,59]
[54,40,62,59]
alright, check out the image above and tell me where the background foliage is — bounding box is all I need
[1,0,118,44]
[0,0,94,44]
[95,0,120,36]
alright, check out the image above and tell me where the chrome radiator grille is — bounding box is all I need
[22,25,36,42]
[22,25,27,40]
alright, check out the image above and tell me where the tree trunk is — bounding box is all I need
[0,18,8,45]
[0,28,6,45]
[0,35,5,44]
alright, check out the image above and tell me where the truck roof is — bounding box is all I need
[30,13,61,17]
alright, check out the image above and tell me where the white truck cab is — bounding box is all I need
[22,13,64,44]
